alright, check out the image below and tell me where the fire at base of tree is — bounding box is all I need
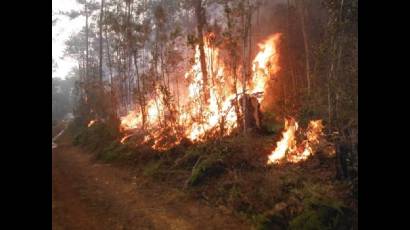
[55,0,357,229]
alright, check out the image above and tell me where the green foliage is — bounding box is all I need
[72,121,120,152]
[289,203,348,230]
[288,182,351,230]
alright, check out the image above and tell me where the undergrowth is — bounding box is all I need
[66,119,355,230]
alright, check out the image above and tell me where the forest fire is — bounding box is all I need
[267,118,326,164]
[52,1,358,227]
[119,33,281,150]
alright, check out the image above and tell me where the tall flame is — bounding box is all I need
[119,33,281,150]
[250,34,281,102]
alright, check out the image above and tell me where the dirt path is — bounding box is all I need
[52,134,249,230]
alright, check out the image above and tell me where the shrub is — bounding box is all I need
[289,202,350,230]
[71,121,120,152]
[288,182,352,230]
[187,156,225,186]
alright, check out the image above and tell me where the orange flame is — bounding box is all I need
[267,118,325,164]
[267,117,298,164]
[119,33,282,150]
[249,34,281,102]
[120,110,142,130]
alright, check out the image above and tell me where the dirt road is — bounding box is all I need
[52,134,249,230]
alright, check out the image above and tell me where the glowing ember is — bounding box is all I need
[88,120,97,127]
[267,118,325,164]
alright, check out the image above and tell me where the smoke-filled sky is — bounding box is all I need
[52,0,84,79]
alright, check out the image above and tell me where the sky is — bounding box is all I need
[52,0,84,79]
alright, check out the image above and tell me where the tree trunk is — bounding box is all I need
[133,50,146,130]
[327,62,333,129]
[85,0,89,82]
[299,0,311,97]
[99,0,104,85]
[286,0,297,101]
[241,0,252,134]
[327,0,346,130]
[336,142,349,180]
[195,0,209,104]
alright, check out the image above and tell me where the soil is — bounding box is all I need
[52,132,249,230]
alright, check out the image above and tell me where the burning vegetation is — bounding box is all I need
[117,32,331,166]
[62,0,357,229]
[267,118,335,164]
[118,33,281,151]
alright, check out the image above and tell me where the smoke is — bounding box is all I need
[206,2,227,30]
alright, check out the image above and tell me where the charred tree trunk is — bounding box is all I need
[239,94,262,131]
